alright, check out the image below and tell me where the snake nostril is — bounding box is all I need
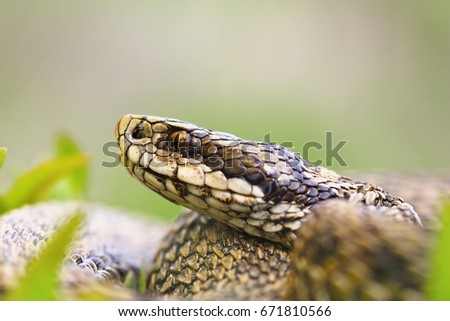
[131,126,145,139]
[131,121,152,140]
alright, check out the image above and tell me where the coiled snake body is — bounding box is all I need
[1,114,449,300]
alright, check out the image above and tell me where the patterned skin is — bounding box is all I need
[116,114,421,247]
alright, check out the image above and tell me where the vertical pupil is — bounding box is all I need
[173,132,191,147]
[171,131,193,157]
[173,133,181,147]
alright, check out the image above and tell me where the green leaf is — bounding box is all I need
[123,271,138,290]
[123,260,147,294]
[0,155,88,214]
[0,147,6,169]
[5,212,84,300]
[426,201,450,300]
[54,133,88,198]
[139,260,148,294]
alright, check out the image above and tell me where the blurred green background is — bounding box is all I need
[1,0,449,220]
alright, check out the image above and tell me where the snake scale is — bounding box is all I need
[1,114,449,300]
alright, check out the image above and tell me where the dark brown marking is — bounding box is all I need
[223,159,247,177]
[223,148,244,160]
[240,155,263,168]
[202,144,218,156]
[204,156,224,171]
[244,168,266,185]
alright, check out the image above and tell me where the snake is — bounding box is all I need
[1,114,449,300]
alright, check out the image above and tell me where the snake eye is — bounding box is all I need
[170,131,191,149]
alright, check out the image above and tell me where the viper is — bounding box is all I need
[1,114,448,300]
[116,114,446,300]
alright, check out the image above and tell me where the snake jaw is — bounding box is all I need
[116,114,422,247]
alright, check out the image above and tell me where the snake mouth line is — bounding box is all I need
[141,167,176,193]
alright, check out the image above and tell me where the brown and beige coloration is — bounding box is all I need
[1,115,449,300]
[114,114,449,300]
[0,202,166,299]
[116,114,421,248]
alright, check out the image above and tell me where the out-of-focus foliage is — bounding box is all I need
[0,155,88,214]
[426,201,450,300]
[49,133,89,199]
[0,148,6,170]
[0,135,88,300]
[0,135,88,215]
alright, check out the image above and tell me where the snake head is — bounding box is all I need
[116,114,340,247]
